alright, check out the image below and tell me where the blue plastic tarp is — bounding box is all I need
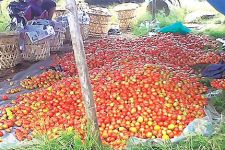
[207,0,225,15]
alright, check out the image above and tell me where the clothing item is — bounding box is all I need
[24,0,56,21]
[202,61,225,79]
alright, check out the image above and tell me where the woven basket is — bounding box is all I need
[23,35,50,61]
[80,24,89,40]
[50,32,65,51]
[88,7,111,37]
[118,17,135,31]
[114,3,138,31]
[64,24,89,42]
[0,32,21,70]
[117,9,136,20]
[64,27,71,42]
[54,9,67,18]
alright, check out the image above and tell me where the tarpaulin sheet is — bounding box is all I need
[207,0,225,16]
[127,104,222,148]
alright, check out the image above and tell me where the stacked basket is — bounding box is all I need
[88,7,111,37]
[22,35,50,61]
[114,3,139,31]
[0,32,21,70]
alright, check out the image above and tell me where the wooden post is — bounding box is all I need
[152,0,156,21]
[66,0,102,145]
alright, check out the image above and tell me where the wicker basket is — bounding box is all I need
[64,27,71,42]
[0,32,21,70]
[23,35,50,61]
[54,9,67,18]
[88,7,111,37]
[80,24,89,40]
[64,24,89,42]
[117,9,136,20]
[50,32,65,51]
[118,17,135,31]
[114,3,138,31]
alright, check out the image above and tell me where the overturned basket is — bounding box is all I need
[0,32,21,70]
[114,3,139,31]
[23,35,50,61]
[88,7,111,37]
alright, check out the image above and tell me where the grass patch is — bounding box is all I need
[199,77,212,88]
[0,0,10,32]
[131,7,187,37]
[210,90,225,114]
[156,8,187,28]
[18,130,111,150]
[131,12,152,36]
[198,25,225,38]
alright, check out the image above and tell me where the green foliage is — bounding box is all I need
[132,26,150,37]
[19,132,110,150]
[131,12,152,36]
[156,8,187,28]
[199,77,212,88]
[202,25,225,38]
[0,0,10,32]
[19,127,111,150]
[131,8,187,37]
[211,90,225,114]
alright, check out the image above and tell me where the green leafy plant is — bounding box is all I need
[131,7,187,37]
[156,8,187,28]
[210,90,225,114]
[0,0,10,32]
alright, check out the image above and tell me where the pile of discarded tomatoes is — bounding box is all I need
[20,71,63,90]
[53,33,223,76]
[211,79,225,90]
[0,33,222,149]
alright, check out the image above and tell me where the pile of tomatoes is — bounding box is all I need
[0,33,221,149]
[0,65,207,148]
[53,34,223,77]
[211,79,225,90]
[20,71,63,90]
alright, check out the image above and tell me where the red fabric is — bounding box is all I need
[24,6,33,21]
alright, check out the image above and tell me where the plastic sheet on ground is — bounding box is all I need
[127,104,221,149]
[0,58,53,149]
[0,57,53,103]
[0,57,223,149]
[158,22,191,35]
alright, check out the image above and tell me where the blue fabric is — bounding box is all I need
[202,62,225,79]
[158,22,191,35]
[207,0,225,15]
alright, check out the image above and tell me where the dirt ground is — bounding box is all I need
[0,44,73,82]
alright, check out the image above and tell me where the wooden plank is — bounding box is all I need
[65,0,102,145]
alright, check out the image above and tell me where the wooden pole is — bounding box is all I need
[152,0,156,21]
[65,0,102,145]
